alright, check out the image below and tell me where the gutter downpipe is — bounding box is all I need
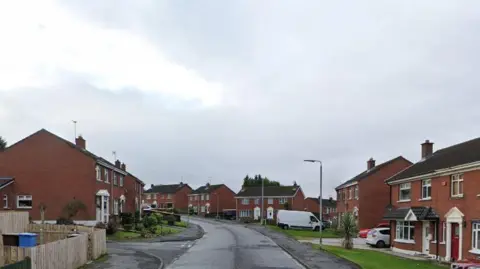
[436,218,439,260]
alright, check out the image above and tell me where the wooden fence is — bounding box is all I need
[0,213,29,234]
[1,234,88,269]
[89,229,106,260]
[27,224,94,234]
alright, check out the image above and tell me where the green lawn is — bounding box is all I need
[267,225,342,239]
[107,230,141,240]
[159,220,188,228]
[151,225,181,235]
[317,245,447,269]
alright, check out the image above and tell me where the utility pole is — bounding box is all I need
[72,120,77,138]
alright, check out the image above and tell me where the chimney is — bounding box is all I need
[115,160,121,168]
[180,181,183,185]
[206,182,210,187]
[121,163,126,171]
[367,158,375,170]
[421,140,434,159]
[75,136,86,149]
[151,184,154,189]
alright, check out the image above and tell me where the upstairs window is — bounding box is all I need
[451,174,464,197]
[153,193,157,199]
[421,179,431,199]
[349,188,353,200]
[119,175,124,187]
[399,183,411,201]
[104,168,109,183]
[279,198,287,204]
[113,173,118,186]
[354,186,359,200]
[167,194,172,199]
[268,198,273,204]
[242,198,249,205]
[205,194,210,200]
[254,198,260,205]
[17,195,32,209]
[146,194,151,200]
[201,194,204,201]
[95,166,101,181]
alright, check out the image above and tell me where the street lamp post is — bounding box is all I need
[304,159,323,246]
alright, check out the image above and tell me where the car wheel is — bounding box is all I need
[376,240,386,248]
[283,225,289,230]
[314,226,320,231]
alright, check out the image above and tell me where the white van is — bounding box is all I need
[276,210,322,231]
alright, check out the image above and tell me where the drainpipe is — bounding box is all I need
[436,219,439,260]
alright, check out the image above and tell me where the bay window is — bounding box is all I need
[472,222,480,252]
[396,221,415,241]
[399,183,411,201]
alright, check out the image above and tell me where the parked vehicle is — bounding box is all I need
[366,227,390,248]
[277,210,324,231]
[359,222,389,238]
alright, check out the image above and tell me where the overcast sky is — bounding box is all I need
[1,1,480,198]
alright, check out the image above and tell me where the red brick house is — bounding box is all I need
[187,183,236,216]
[304,197,337,222]
[335,156,412,230]
[0,129,144,225]
[143,183,192,212]
[384,139,480,262]
[235,185,305,221]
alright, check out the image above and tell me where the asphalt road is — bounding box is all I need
[166,218,305,269]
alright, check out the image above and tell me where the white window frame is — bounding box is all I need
[201,206,205,213]
[146,194,151,200]
[114,200,119,215]
[442,221,446,243]
[421,179,431,199]
[201,194,204,201]
[153,193,157,199]
[17,195,32,209]
[205,194,210,200]
[279,198,287,204]
[472,222,480,252]
[354,186,359,200]
[399,183,411,201]
[119,175,124,187]
[104,168,109,183]
[95,165,101,181]
[167,194,172,199]
[113,173,118,186]
[189,196,193,201]
[241,198,249,205]
[3,194,8,208]
[254,198,260,205]
[396,221,415,242]
[349,188,353,200]
[451,174,464,197]
[268,198,273,204]
[240,210,251,218]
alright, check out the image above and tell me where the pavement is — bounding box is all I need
[248,224,359,269]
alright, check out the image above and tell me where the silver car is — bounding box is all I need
[366,227,390,248]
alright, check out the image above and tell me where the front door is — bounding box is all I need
[423,222,430,254]
[451,223,460,261]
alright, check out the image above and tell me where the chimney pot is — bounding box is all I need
[121,163,126,171]
[421,140,434,159]
[75,136,86,149]
[115,160,121,168]
[367,158,376,170]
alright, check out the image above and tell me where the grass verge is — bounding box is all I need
[316,245,447,269]
[267,225,342,239]
[107,230,141,240]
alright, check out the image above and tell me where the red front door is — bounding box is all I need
[451,223,460,261]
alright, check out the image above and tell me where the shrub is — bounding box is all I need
[120,212,134,226]
[149,226,157,234]
[95,222,107,229]
[106,220,118,235]
[56,217,75,225]
[140,229,149,238]
[62,200,86,220]
[164,214,176,226]
[134,211,141,223]
[143,215,158,228]
[135,223,144,231]
[124,224,134,232]
[154,214,163,224]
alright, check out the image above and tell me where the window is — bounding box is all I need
[451,174,464,197]
[242,198,249,205]
[201,194,204,201]
[95,166,101,181]
[17,195,32,209]
[354,186,359,200]
[396,221,415,241]
[153,193,157,199]
[167,194,172,199]
[201,206,205,212]
[472,222,480,251]
[205,194,210,200]
[421,179,431,199]
[3,195,7,208]
[268,198,273,204]
[279,198,287,204]
[189,196,193,201]
[119,175,124,187]
[113,173,118,185]
[349,188,353,200]
[146,194,151,199]
[239,210,251,218]
[326,207,330,214]
[254,198,260,205]
[399,183,411,201]
[441,222,446,242]
[104,168,109,183]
